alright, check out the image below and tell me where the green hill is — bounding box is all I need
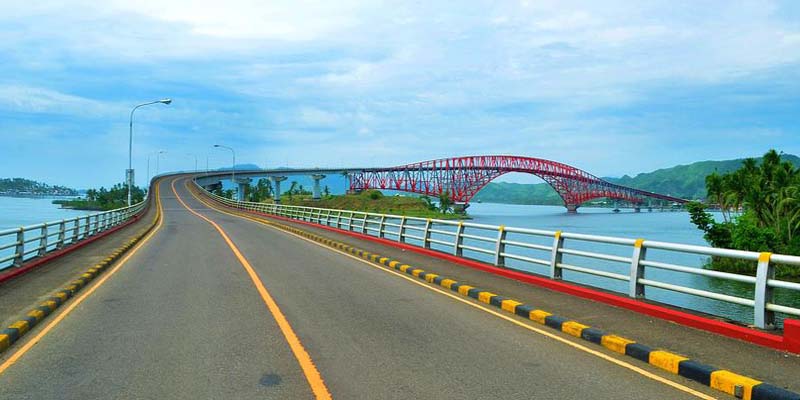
[472,154,800,205]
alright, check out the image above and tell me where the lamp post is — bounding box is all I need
[147,150,166,184]
[156,151,165,176]
[213,144,235,196]
[187,153,198,173]
[128,98,171,206]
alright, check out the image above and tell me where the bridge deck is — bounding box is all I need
[0,176,796,399]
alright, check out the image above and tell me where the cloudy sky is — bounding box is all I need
[1,0,799,188]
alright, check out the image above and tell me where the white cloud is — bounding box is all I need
[0,85,116,116]
[1,0,799,186]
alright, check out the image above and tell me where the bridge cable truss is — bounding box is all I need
[348,155,687,211]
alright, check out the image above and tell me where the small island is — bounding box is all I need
[0,178,78,197]
[54,183,146,211]
[213,179,467,220]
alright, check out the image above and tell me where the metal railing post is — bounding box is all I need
[38,224,48,256]
[549,231,564,279]
[422,219,432,248]
[628,239,647,298]
[398,217,407,242]
[57,220,66,248]
[494,225,507,266]
[14,228,24,266]
[83,216,90,238]
[453,222,464,256]
[361,214,369,234]
[378,215,386,238]
[335,211,342,229]
[71,218,80,243]
[754,252,775,329]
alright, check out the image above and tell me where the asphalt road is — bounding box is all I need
[0,177,722,399]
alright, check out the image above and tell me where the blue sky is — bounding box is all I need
[1,1,799,189]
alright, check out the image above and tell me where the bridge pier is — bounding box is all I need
[270,176,287,203]
[235,177,251,202]
[311,174,325,200]
[565,204,579,213]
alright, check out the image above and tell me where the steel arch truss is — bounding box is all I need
[349,155,686,210]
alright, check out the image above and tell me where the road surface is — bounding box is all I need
[0,177,722,399]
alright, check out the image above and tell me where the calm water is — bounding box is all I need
[0,197,89,270]
[0,196,88,231]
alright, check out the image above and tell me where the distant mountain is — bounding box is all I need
[214,163,262,171]
[472,154,800,205]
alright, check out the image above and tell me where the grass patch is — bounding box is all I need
[277,192,469,220]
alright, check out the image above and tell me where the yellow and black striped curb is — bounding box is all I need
[0,204,159,356]
[229,207,799,400]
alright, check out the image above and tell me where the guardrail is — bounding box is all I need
[196,182,800,329]
[0,200,147,271]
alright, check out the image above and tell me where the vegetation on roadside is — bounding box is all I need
[54,183,146,211]
[687,150,800,278]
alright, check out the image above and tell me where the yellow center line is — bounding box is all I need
[188,184,717,400]
[171,178,332,400]
[0,181,165,375]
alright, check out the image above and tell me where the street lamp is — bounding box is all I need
[147,150,167,184]
[128,98,171,206]
[186,153,198,173]
[213,144,236,193]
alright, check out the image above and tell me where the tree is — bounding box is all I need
[438,191,453,214]
[323,185,330,197]
[688,149,800,257]
[248,178,273,202]
[421,196,437,211]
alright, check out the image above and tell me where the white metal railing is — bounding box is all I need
[0,200,147,271]
[196,182,800,329]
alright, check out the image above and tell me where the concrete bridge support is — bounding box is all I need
[270,176,287,203]
[566,204,579,213]
[311,174,326,200]
[234,177,252,202]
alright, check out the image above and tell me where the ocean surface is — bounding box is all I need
[0,196,88,231]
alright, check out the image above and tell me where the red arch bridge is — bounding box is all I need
[348,155,688,212]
